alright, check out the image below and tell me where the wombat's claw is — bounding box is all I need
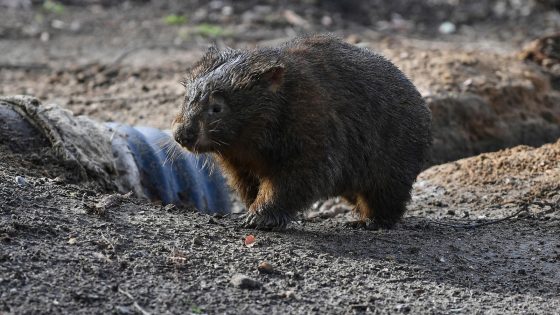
[241,212,290,231]
[344,219,380,230]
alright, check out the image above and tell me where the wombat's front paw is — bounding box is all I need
[242,211,291,231]
[344,219,381,230]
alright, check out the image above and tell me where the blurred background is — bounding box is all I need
[1,0,559,164]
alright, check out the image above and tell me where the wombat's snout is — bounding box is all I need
[173,123,198,149]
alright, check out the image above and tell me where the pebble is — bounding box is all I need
[15,176,26,187]
[257,261,274,274]
[438,21,456,34]
[191,236,203,246]
[395,303,411,313]
[116,305,133,315]
[230,274,261,290]
[280,290,297,299]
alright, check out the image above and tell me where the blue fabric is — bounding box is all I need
[107,123,230,214]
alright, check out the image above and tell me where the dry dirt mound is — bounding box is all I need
[411,140,560,223]
[374,39,560,164]
[421,139,560,187]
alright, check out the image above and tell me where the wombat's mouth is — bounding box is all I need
[181,134,222,154]
[186,142,216,154]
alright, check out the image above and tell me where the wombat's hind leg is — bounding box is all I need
[360,185,410,229]
[342,193,378,230]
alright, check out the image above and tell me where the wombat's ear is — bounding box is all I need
[206,45,220,56]
[260,65,284,92]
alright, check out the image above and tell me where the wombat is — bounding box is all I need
[173,34,432,230]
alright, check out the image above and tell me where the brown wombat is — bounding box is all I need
[172,34,432,230]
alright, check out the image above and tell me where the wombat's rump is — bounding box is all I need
[173,34,432,230]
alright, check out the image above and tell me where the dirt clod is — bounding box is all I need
[230,274,261,290]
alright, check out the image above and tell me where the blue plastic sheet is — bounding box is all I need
[107,124,231,214]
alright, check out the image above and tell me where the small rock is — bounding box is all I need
[285,271,303,280]
[15,176,26,187]
[230,274,261,290]
[351,304,368,311]
[52,176,66,184]
[163,204,176,212]
[191,236,203,246]
[221,5,233,16]
[68,237,77,245]
[116,305,133,315]
[345,34,361,44]
[95,192,132,211]
[395,303,411,313]
[447,210,455,216]
[51,19,65,29]
[438,21,456,34]
[279,290,297,299]
[40,31,50,42]
[257,261,274,274]
[321,15,333,27]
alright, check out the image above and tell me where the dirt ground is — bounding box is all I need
[1,1,560,314]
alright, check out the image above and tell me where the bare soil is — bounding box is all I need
[1,1,559,314]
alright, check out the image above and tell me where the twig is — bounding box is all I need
[0,62,50,70]
[112,43,193,65]
[430,204,528,229]
[386,277,426,283]
[73,93,180,104]
[118,288,152,315]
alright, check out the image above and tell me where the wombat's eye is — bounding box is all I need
[207,91,226,115]
[208,103,223,115]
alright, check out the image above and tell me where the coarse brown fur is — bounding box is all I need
[172,34,432,230]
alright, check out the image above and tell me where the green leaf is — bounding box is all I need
[194,23,230,38]
[164,14,188,26]
[43,0,65,14]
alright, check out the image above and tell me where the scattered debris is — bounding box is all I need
[94,191,133,214]
[118,288,152,315]
[167,248,188,268]
[279,290,297,299]
[244,234,256,247]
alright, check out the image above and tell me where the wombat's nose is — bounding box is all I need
[174,126,198,148]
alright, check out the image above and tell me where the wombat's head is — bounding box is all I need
[173,47,284,153]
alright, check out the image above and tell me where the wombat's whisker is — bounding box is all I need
[163,146,177,167]
[159,139,180,167]
[156,139,174,155]
[208,118,222,127]
[172,145,183,167]
[202,154,210,171]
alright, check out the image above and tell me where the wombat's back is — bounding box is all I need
[277,35,432,190]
